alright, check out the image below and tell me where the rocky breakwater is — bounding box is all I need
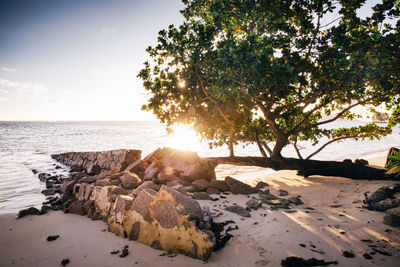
[51,149,142,174]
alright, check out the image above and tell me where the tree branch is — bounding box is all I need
[306,136,352,160]
[194,63,231,124]
[293,138,303,159]
[261,141,273,156]
[311,99,371,127]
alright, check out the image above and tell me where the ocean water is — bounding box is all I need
[0,120,399,214]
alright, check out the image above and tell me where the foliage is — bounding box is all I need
[138,0,400,159]
[387,151,400,175]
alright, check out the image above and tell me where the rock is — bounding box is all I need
[157,172,179,184]
[68,200,87,215]
[225,176,259,195]
[41,189,55,196]
[166,180,179,187]
[342,250,355,258]
[96,179,110,186]
[17,207,41,218]
[61,258,70,266]
[112,195,134,224]
[125,160,147,177]
[184,185,196,193]
[172,185,188,195]
[132,181,161,196]
[70,165,85,173]
[289,196,303,206]
[41,205,60,213]
[209,180,229,191]
[52,149,142,173]
[83,200,95,216]
[192,192,214,200]
[155,148,216,182]
[46,235,60,241]
[121,185,214,260]
[268,198,291,209]
[61,178,77,193]
[110,179,121,186]
[87,164,102,175]
[143,162,161,181]
[258,192,278,203]
[225,205,251,217]
[383,207,400,227]
[206,187,220,195]
[255,181,269,190]
[246,199,262,210]
[120,171,141,189]
[32,169,38,174]
[79,176,97,183]
[38,173,51,182]
[278,189,289,196]
[192,179,210,191]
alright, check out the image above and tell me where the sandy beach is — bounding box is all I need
[1,156,399,267]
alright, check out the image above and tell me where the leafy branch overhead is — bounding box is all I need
[138,0,400,160]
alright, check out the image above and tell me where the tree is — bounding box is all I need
[138,0,400,179]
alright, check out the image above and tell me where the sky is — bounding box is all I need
[0,0,184,121]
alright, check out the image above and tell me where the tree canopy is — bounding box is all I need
[138,0,400,161]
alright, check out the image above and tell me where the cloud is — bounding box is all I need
[101,27,119,33]
[0,78,46,95]
[0,97,9,102]
[2,67,16,72]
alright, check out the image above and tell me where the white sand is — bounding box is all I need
[1,156,399,267]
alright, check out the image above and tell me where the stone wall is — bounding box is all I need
[51,149,142,173]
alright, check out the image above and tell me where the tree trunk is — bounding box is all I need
[229,125,234,158]
[206,156,396,180]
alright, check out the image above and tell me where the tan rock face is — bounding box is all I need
[92,185,215,260]
[120,171,141,189]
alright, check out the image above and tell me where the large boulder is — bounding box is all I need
[144,148,216,182]
[120,171,141,189]
[384,207,400,227]
[209,180,229,191]
[121,185,214,260]
[225,176,259,194]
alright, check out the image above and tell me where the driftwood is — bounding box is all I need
[206,156,397,180]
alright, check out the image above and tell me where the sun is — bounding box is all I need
[167,124,203,152]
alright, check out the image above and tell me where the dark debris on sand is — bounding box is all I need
[281,256,338,267]
[46,235,60,241]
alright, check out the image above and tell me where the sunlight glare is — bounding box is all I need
[167,124,204,153]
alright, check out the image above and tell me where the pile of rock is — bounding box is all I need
[37,148,222,260]
[32,147,304,260]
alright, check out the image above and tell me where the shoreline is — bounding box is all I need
[1,156,400,266]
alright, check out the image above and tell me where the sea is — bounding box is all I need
[0,120,399,214]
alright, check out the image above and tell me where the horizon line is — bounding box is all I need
[0,119,159,123]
